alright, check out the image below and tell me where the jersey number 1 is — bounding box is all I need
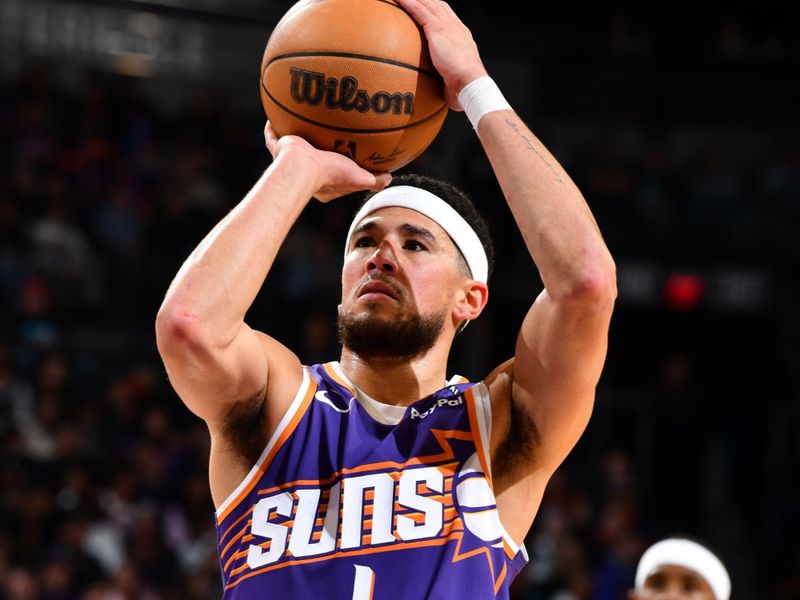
[352,564,375,600]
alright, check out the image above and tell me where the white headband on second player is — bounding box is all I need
[344,185,488,283]
[635,538,731,600]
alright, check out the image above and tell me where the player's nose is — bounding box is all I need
[365,243,397,274]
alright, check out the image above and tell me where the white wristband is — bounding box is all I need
[457,76,512,130]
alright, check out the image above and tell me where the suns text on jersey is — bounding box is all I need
[246,463,457,569]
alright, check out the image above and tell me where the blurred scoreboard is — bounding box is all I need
[0,0,286,80]
[617,261,771,314]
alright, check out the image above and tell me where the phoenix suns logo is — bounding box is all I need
[240,453,507,571]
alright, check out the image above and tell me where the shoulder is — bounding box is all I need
[482,357,514,434]
[216,333,306,465]
[256,331,305,416]
[481,358,540,485]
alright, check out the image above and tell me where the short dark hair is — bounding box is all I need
[361,173,495,282]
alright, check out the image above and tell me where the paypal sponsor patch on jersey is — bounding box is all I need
[410,394,464,420]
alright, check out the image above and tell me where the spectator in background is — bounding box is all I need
[629,537,731,600]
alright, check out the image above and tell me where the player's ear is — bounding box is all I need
[453,280,488,323]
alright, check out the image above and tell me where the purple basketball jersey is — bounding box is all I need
[215,361,528,599]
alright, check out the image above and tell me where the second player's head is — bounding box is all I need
[629,538,731,600]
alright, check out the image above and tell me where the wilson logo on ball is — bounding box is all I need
[260,0,448,171]
[290,68,415,115]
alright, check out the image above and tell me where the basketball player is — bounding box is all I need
[630,538,731,600]
[156,0,616,597]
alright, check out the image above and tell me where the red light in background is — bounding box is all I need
[664,273,705,311]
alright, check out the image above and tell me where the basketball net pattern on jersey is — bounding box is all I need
[215,362,528,599]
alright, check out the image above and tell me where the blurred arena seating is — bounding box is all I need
[1,1,797,598]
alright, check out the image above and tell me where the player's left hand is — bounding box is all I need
[264,121,391,202]
[394,0,488,110]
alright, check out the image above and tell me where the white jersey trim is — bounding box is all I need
[215,367,312,519]
[331,361,407,425]
[471,381,524,557]
[331,361,468,426]
[355,389,406,425]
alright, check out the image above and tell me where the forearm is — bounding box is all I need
[476,110,615,300]
[158,152,318,346]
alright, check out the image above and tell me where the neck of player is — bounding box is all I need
[339,339,454,406]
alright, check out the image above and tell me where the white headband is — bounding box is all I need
[344,186,488,283]
[635,539,731,600]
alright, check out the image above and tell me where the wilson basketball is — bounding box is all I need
[260,0,448,173]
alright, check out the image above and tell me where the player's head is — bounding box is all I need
[629,538,731,600]
[338,174,495,360]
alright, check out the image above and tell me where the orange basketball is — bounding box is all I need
[260,0,448,173]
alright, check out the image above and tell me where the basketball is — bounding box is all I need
[260,0,449,173]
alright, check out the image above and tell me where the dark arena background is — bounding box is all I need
[0,1,797,598]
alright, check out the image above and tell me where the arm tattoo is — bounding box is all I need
[505,118,564,184]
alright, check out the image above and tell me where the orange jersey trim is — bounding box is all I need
[226,522,464,589]
[322,362,356,395]
[463,387,492,481]
[217,429,469,559]
[216,370,317,524]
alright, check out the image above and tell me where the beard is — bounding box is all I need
[337,306,447,361]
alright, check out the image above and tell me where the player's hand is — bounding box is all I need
[394,0,488,110]
[264,122,391,202]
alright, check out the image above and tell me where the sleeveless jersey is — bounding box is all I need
[215,361,528,599]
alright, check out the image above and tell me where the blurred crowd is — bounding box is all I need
[1,57,798,600]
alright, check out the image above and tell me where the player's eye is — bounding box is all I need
[354,237,375,248]
[403,239,427,251]
[645,574,666,590]
[683,578,701,592]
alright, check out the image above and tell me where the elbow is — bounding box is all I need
[155,304,209,356]
[559,255,617,313]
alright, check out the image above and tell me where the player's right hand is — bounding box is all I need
[394,0,488,110]
[264,121,391,202]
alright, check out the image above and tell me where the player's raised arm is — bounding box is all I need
[155,124,389,505]
[397,0,617,537]
[478,108,616,468]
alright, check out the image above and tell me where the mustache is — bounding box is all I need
[358,275,404,299]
